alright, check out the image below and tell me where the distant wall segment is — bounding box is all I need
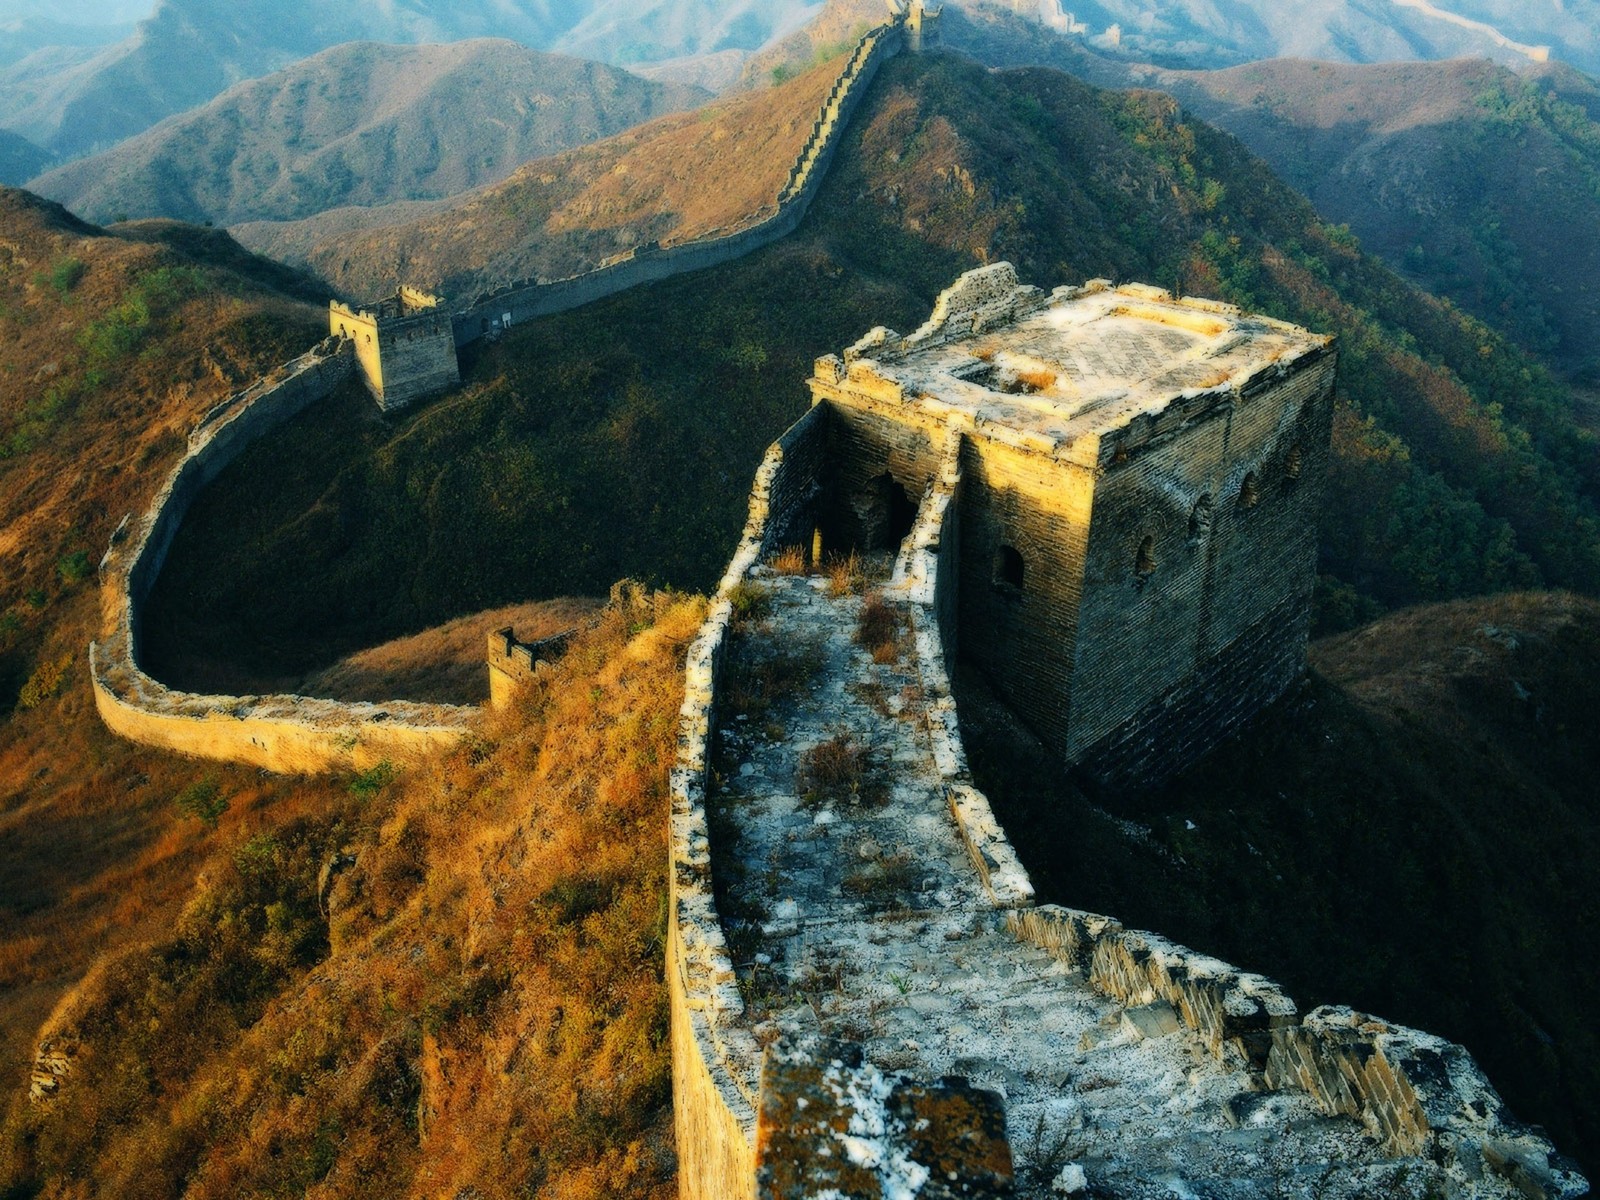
[439,19,909,351]
[91,337,476,774]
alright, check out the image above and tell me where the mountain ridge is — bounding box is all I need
[24,40,709,228]
[0,0,819,161]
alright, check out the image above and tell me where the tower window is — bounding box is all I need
[1239,472,1260,510]
[1187,495,1214,543]
[1135,536,1156,581]
[995,545,1025,591]
[1285,444,1304,481]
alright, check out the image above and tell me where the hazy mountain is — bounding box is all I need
[232,57,846,300]
[756,0,1600,79]
[0,0,818,160]
[980,0,1600,72]
[0,127,50,184]
[935,4,1600,371]
[25,40,708,228]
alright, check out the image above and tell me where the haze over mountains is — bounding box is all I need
[930,4,1600,371]
[25,41,707,228]
[0,0,821,160]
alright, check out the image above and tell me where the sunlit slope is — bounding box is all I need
[0,185,327,1193]
[232,55,847,300]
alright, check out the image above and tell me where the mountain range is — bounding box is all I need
[0,0,819,160]
[24,40,707,228]
[933,3,1600,371]
[230,57,843,300]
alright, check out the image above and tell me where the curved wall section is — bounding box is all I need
[92,337,476,775]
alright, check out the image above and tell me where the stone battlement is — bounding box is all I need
[485,625,577,709]
[330,288,460,411]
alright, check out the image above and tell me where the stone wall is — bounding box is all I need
[91,337,477,774]
[447,21,908,349]
[1063,346,1337,780]
[1005,905,1584,1195]
[485,626,575,709]
[669,406,829,1200]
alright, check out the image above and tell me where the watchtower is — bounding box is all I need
[807,264,1336,787]
[887,0,942,51]
[329,286,461,412]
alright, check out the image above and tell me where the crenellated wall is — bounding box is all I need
[91,337,477,774]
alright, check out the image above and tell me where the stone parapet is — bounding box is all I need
[91,336,477,774]
[669,406,830,1200]
[1007,905,1588,1197]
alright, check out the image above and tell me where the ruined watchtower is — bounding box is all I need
[329,286,461,412]
[886,0,942,51]
[807,264,1336,786]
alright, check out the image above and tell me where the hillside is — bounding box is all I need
[0,185,335,1196]
[0,589,699,1200]
[232,55,847,300]
[0,129,50,185]
[0,0,819,162]
[24,41,709,228]
[940,2,1600,373]
[962,589,1600,1175]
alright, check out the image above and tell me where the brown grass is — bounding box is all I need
[769,545,810,576]
[1,590,704,1200]
[824,550,864,598]
[796,730,883,807]
[855,591,902,663]
[302,596,602,705]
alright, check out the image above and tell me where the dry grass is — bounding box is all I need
[854,591,902,664]
[824,550,865,598]
[769,544,810,576]
[841,851,919,903]
[302,596,602,705]
[796,730,884,807]
[1,589,705,1200]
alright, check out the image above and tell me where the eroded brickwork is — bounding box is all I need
[808,265,1337,787]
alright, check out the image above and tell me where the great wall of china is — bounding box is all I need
[90,3,930,767]
[84,4,1589,1195]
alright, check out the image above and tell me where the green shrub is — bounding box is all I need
[349,760,398,798]
[57,550,92,584]
[174,777,228,826]
[16,653,72,710]
[50,257,86,296]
